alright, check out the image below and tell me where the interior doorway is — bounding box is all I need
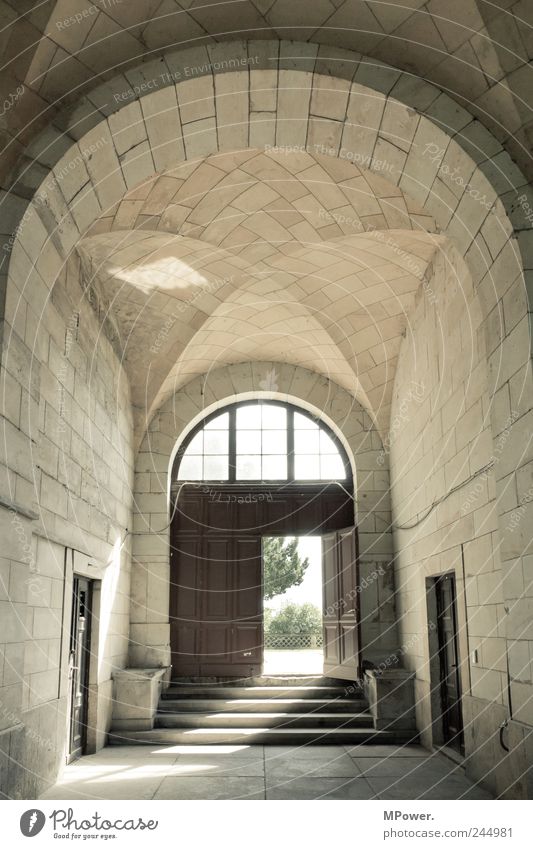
[262,536,323,675]
[435,574,464,754]
[426,573,465,756]
[68,576,92,763]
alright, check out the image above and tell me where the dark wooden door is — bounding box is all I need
[68,577,92,762]
[435,574,464,753]
[322,527,360,681]
[171,531,263,677]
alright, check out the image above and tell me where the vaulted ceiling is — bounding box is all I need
[1,0,532,185]
[78,149,443,432]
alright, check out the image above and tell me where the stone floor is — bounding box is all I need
[39,743,493,800]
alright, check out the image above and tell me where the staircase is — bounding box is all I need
[109,676,416,746]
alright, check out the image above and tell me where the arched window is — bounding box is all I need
[175,401,350,483]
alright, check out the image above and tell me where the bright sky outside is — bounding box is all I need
[263,536,322,612]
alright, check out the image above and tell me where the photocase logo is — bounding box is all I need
[20,810,46,837]
[259,368,279,391]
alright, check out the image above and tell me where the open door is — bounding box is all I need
[435,574,464,754]
[322,527,360,681]
[68,576,92,763]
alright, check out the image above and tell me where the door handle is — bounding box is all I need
[243,651,252,657]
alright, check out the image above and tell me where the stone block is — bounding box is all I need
[310,74,350,121]
[183,117,218,160]
[111,667,168,730]
[82,123,127,214]
[215,70,249,151]
[249,112,276,148]
[250,68,278,113]
[141,85,184,173]
[178,76,215,125]
[364,668,417,730]
[276,70,313,148]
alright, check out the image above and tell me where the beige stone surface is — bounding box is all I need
[1,34,532,803]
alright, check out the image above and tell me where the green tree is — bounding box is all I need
[266,602,322,637]
[263,537,309,600]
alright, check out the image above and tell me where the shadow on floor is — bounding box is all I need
[39,743,493,800]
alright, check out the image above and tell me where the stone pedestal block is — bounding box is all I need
[111,668,169,732]
[364,668,417,731]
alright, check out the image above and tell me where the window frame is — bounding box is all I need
[173,400,352,485]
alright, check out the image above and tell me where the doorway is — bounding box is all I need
[262,536,323,675]
[169,482,354,677]
[169,400,358,679]
[68,576,92,762]
[427,573,465,755]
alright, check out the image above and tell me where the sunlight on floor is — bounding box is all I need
[39,743,494,801]
[263,649,324,675]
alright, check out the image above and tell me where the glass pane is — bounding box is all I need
[236,454,261,479]
[204,455,229,479]
[294,412,318,430]
[262,454,287,479]
[186,431,203,454]
[204,430,228,453]
[204,412,229,430]
[237,429,261,454]
[319,430,338,454]
[178,454,203,480]
[262,405,287,429]
[262,429,286,454]
[237,405,261,429]
[295,429,320,453]
[321,454,346,479]
[294,454,320,479]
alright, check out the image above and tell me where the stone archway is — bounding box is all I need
[4,52,530,456]
[130,363,398,671]
[2,43,532,798]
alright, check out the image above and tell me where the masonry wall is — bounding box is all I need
[130,363,400,675]
[390,243,532,798]
[0,253,133,799]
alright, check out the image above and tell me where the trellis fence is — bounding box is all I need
[264,633,323,650]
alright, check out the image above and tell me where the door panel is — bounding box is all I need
[68,577,92,763]
[174,538,200,619]
[234,624,262,665]
[203,625,232,663]
[322,527,360,681]
[436,574,464,754]
[171,529,262,677]
[322,531,338,611]
[234,537,262,620]
[204,538,231,619]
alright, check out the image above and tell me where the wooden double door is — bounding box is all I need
[170,485,360,679]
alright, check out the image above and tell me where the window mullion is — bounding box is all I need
[229,406,236,482]
[287,408,295,481]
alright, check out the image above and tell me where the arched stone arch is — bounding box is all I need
[4,53,530,445]
[2,49,531,690]
[130,362,398,668]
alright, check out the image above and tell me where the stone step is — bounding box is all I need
[156,711,374,729]
[108,727,416,746]
[158,697,368,714]
[169,676,346,686]
[161,685,358,700]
